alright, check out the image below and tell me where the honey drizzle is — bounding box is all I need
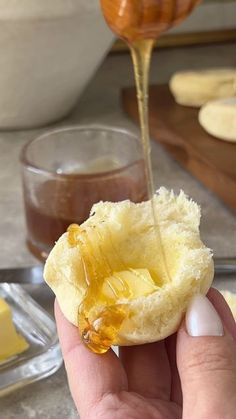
[130,39,171,284]
[68,43,175,354]
[65,0,205,355]
[67,224,129,354]
[68,39,170,354]
[69,40,173,355]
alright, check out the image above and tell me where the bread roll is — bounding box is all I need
[199,97,236,143]
[170,69,236,107]
[44,188,214,347]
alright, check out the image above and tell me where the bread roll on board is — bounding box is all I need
[170,68,236,107]
[199,97,236,143]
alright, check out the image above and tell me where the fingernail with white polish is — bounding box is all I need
[186,294,224,337]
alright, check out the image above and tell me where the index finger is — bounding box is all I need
[54,300,128,417]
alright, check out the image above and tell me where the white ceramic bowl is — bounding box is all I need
[0,0,114,129]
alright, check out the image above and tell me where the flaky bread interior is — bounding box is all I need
[169,68,236,107]
[44,188,214,345]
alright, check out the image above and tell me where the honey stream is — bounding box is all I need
[73,0,203,354]
[70,38,171,354]
[130,39,171,284]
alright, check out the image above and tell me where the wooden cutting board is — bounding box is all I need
[122,84,236,213]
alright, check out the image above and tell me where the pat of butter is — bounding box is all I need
[0,297,29,362]
[102,269,158,301]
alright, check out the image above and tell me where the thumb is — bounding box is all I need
[177,288,236,419]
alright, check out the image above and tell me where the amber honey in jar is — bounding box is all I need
[21,126,147,261]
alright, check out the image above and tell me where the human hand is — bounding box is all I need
[55,288,236,418]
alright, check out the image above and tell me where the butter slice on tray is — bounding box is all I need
[169,68,236,107]
[0,297,29,362]
[199,97,236,143]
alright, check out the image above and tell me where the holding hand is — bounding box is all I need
[55,288,236,419]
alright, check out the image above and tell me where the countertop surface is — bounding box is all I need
[1,43,236,418]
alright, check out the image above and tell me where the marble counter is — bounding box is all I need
[1,42,236,418]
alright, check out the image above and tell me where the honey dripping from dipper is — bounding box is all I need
[76,0,202,354]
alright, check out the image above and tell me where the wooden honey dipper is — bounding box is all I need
[100,0,202,43]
